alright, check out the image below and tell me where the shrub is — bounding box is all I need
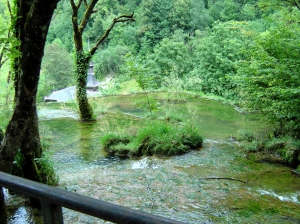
[240,134,300,168]
[34,154,59,186]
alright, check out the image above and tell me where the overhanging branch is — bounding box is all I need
[78,0,99,33]
[89,12,135,57]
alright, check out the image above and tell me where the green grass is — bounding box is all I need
[239,131,300,168]
[101,120,203,157]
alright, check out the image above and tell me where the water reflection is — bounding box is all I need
[79,122,97,161]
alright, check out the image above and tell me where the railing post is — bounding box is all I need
[0,172,186,224]
[41,200,64,224]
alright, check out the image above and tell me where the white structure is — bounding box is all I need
[44,62,101,102]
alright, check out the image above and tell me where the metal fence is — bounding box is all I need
[0,171,186,224]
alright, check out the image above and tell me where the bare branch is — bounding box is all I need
[70,0,85,39]
[199,177,248,183]
[70,0,76,9]
[6,0,12,18]
[89,12,135,57]
[76,0,84,9]
[78,0,99,33]
[84,0,88,8]
[70,0,83,10]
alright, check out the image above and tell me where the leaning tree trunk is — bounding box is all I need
[0,0,59,222]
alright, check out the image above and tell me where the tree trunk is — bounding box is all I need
[70,0,134,121]
[75,51,94,121]
[0,0,59,221]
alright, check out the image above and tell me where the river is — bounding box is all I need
[6,92,300,223]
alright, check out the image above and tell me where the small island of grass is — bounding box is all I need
[101,120,203,157]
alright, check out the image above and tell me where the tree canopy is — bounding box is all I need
[1,0,299,146]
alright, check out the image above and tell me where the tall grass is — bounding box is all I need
[101,120,203,157]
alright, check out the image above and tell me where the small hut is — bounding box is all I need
[44,62,100,102]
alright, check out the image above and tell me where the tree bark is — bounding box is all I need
[75,51,94,121]
[70,0,93,121]
[0,0,59,221]
[70,0,134,121]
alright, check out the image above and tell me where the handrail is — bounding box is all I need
[0,171,186,224]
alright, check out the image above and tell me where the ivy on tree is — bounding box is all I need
[70,0,134,121]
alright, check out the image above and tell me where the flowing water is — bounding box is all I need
[6,93,300,223]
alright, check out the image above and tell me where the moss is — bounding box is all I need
[101,134,131,156]
[34,154,59,186]
[75,51,94,121]
[181,132,203,149]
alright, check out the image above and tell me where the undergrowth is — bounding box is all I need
[237,129,300,169]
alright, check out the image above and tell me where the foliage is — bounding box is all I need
[137,0,174,55]
[0,0,20,70]
[94,45,129,79]
[240,134,300,168]
[145,30,193,86]
[74,51,94,121]
[125,54,158,117]
[40,42,74,98]
[84,0,120,45]
[125,55,152,90]
[208,0,260,22]
[189,0,210,30]
[208,0,239,22]
[34,154,59,186]
[47,1,74,52]
[12,150,58,186]
[258,0,300,13]
[236,19,300,137]
[1,0,299,172]
[189,21,253,99]
[136,0,212,55]
[101,120,203,157]
[133,96,159,117]
[12,149,24,175]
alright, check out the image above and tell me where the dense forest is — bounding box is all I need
[0,0,300,222]
[0,0,299,165]
[41,0,300,136]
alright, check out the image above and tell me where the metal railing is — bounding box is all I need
[0,171,186,224]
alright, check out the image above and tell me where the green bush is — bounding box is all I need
[34,154,59,186]
[240,134,300,168]
[101,121,203,157]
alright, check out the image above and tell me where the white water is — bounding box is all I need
[258,189,300,204]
